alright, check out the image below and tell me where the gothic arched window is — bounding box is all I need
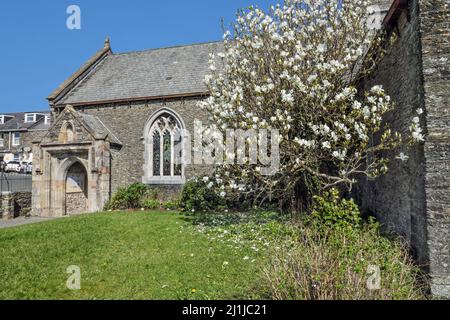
[66,124,75,143]
[59,121,76,143]
[145,110,184,184]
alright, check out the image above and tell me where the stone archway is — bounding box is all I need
[64,161,88,215]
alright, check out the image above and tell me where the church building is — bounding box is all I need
[32,39,222,216]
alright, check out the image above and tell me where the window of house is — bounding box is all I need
[0,134,4,147]
[24,114,36,123]
[13,153,20,162]
[146,112,183,183]
[12,132,20,146]
[44,115,51,125]
[0,115,13,124]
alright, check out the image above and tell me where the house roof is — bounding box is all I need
[55,41,224,106]
[0,111,52,132]
[48,39,112,102]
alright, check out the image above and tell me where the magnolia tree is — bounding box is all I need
[197,0,423,209]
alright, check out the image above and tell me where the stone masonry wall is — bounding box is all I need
[23,130,48,150]
[0,191,32,219]
[65,192,87,215]
[362,0,428,265]
[77,96,212,194]
[418,0,450,298]
[362,0,449,297]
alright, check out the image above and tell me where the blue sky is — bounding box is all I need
[0,0,273,113]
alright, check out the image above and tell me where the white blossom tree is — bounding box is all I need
[199,0,423,210]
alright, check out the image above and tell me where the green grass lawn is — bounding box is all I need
[0,211,264,300]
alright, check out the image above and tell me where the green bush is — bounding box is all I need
[163,200,179,210]
[105,183,182,211]
[142,199,161,210]
[179,179,225,212]
[309,188,362,229]
[104,183,149,210]
[259,219,424,300]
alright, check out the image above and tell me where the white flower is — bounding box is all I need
[396,152,409,162]
[370,85,384,95]
[416,108,423,115]
[332,149,347,160]
[321,141,331,149]
[220,191,226,197]
[202,176,209,182]
[307,74,318,83]
[362,106,371,118]
[294,137,315,148]
[321,124,330,134]
[412,130,424,142]
[281,90,294,105]
[223,30,231,39]
[317,43,327,53]
[410,123,424,142]
[353,101,362,110]
[252,41,263,49]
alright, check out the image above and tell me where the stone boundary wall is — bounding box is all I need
[418,0,449,298]
[0,192,32,220]
[362,0,449,298]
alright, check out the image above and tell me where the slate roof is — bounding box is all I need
[0,111,51,132]
[59,41,224,105]
[78,112,122,145]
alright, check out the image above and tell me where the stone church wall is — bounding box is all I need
[78,96,212,194]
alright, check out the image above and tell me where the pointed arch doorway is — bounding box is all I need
[65,161,88,215]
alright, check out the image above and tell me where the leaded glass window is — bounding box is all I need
[148,112,183,180]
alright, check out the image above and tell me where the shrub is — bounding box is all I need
[257,192,423,299]
[142,199,161,210]
[179,179,225,212]
[190,208,423,300]
[309,188,362,229]
[163,200,179,210]
[104,183,149,210]
[259,221,424,300]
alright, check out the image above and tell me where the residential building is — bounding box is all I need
[0,111,52,163]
